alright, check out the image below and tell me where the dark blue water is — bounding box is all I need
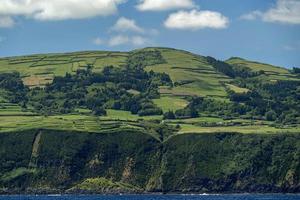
[0,194,299,200]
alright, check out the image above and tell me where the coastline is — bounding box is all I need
[1,190,300,196]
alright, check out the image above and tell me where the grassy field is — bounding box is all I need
[0,111,298,136]
[226,57,297,81]
[145,48,231,97]
[225,83,249,93]
[105,109,162,121]
[178,124,300,134]
[0,48,299,136]
[0,51,128,88]
[0,114,140,133]
[153,96,188,112]
[0,103,35,116]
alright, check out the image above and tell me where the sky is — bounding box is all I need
[0,0,300,68]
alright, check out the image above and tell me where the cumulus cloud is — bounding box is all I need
[111,17,144,33]
[164,9,229,30]
[106,35,150,46]
[263,0,300,24]
[0,0,125,21]
[0,16,15,28]
[241,0,300,24]
[240,10,262,20]
[108,35,130,46]
[131,36,149,46]
[136,0,195,11]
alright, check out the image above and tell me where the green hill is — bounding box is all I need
[0,47,299,194]
[226,57,298,81]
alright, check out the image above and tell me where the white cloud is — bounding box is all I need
[240,10,262,20]
[108,35,130,46]
[164,9,229,30]
[131,36,149,46]
[149,29,159,36]
[0,16,15,28]
[93,37,104,46]
[0,0,125,21]
[263,0,300,24]
[111,17,144,33]
[241,0,300,24]
[107,35,150,46]
[136,0,195,11]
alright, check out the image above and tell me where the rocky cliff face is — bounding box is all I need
[0,129,299,194]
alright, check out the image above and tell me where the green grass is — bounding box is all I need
[226,57,297,81]
[0,110,163,133]
[105,109,162,121]
[0,48,299,136]
[0,51,129,87]
[178,124,300,134]
[0,101,36,116]
[225,83,249,93]
[93,55,127,72]
[105,109,140,120]
[168,116,225,124]
[145,48,231,97]
[153,96,188,112]
[0,112,298,135]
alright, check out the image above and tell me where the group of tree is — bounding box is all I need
[28,62,171,116]
[167,76,300,124]
[0,50,299,125]
[0,50,172,117]
[0,72,28,105]
[206,56,264,78]
[229,80,300,124]
[292,67,300,74]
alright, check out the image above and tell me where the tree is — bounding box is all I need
[190,109,199,118]
[265,110,277,121]
[292,67,300,74]
[92,106,107,116]
[163,110,176,119]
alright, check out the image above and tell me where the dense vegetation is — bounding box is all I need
[0,48,299,194]
[292,67,300,74]
[1,52,298,124]
[0,130,298,194]
[0,72,28,105]
[162,57,300,124]
[1,50,172,116]
[206,56,264,78]
[28,64,171,116]
[165,82,300,125]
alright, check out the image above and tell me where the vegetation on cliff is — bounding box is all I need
[0,47,299,193]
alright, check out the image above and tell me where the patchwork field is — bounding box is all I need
[0,110,298,137]
[0,51,128,88]
[0,47,299,137]
[146,48,231,97]
[0,48,299,194]
[226,57,298,81]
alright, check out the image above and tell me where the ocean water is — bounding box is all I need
[0,194,299,200]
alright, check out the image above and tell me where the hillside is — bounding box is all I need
[0,47,299,194]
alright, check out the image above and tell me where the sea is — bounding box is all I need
[0,194,299,200]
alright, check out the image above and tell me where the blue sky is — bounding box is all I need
[0,0,299,68]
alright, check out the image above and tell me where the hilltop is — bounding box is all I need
[0,47,299,194]
[0,47,299,134]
